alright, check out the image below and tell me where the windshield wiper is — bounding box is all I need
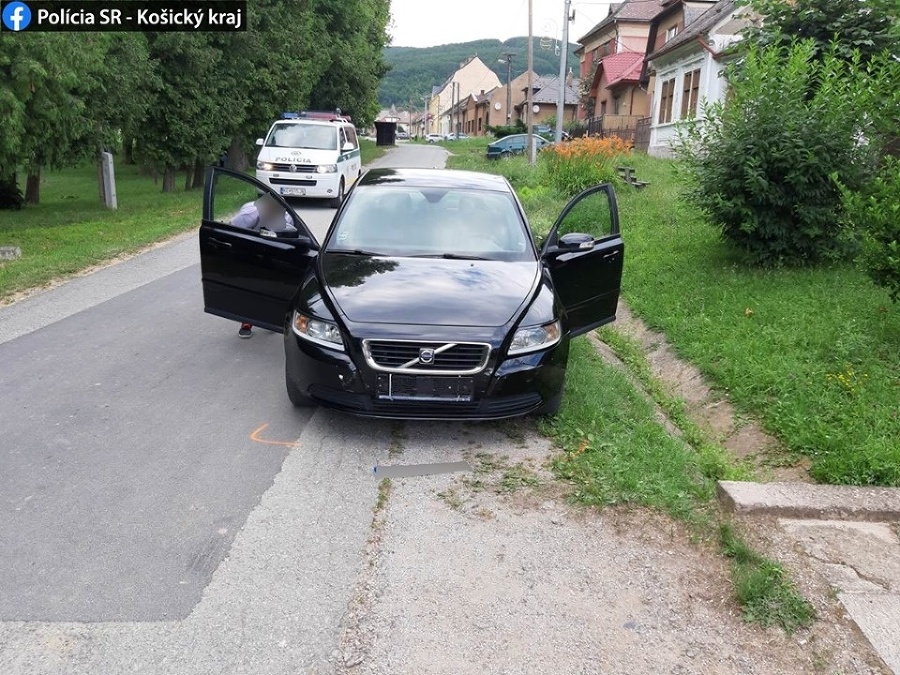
[329,249,390,257]
[410,253,490,261]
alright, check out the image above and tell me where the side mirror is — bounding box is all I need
[259,228,278,239]
[342,142,355,152]
[558,232,595,250]
[255,138,264,146]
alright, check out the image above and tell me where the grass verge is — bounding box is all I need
[0,162,205,301]
[539,338,728,522]
[449,146,900,487]
[359,138,387,165]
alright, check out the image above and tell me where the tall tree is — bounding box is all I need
[307,0,392,125]
[739,0,899,63]
[139,32,239,192]
[0,33,102,204]
[81,33,158,197]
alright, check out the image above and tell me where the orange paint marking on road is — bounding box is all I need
[249,423,300,448]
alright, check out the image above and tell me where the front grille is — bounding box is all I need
[269,178,317,186]
[362,340,490,375]
[272,163,316,172]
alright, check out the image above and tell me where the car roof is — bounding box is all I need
[357,168,513,192]
[270,119,347,128]
[491,134,535,143]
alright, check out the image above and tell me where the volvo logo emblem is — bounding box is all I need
[418,348,435,365]
[289,164,298,173]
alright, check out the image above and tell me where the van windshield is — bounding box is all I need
[265,123,337,151]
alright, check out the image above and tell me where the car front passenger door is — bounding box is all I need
[542,184,624,337]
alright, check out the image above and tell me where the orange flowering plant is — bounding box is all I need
[540,135,633,196]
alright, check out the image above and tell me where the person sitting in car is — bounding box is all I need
[231,193,296,234]
[230,194,297,339]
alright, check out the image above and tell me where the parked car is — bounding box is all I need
[425,133,443,143]
[397,130,410,140]
[444,132,470,141]
[199,166,624,419]
[486,133,551,159]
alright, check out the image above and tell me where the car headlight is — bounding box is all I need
[508,319,562,355]
[316,164,338,173]
[257,161,274,171]
[291,311,344,351]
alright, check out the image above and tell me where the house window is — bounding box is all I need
[613,96,620,115]
[681,68,701,118]
[600,100,607,116]
[658,77,675,124]
[665,26,678,43]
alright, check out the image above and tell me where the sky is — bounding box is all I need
[388,0,613,49]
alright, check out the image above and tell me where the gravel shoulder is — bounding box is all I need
[334,420,888,675]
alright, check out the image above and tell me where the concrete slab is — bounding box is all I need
[779,519,900,593]
[838,593,900,674]
[718,481,900,521]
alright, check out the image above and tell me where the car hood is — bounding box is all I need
[320,253,539,327]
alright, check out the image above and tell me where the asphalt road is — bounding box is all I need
[0,144,447,630]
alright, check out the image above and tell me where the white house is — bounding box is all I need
[644,0,754,157]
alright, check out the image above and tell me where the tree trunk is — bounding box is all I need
[192,159,206,190]
[185,164,192,191]
[0,171,24,210]
[123,135,135,164]
[226,136,248,172]
[25,171,41,205]
[162,166,176,193]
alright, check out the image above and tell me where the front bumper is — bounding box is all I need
[284,332,568,421]
[255,170,339,199]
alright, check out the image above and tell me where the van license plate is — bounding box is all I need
[281,187,306,196]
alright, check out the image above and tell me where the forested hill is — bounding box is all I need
[379,37,580,107]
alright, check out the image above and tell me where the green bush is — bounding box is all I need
[486,120,526,138]
[839,158,900,302]
[675,41,876,266]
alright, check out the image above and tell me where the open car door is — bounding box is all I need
[199,167,319,333]
[542,184,624,337]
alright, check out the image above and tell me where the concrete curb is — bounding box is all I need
[718,481,900,521]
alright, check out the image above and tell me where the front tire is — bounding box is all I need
[535,390,563,417]
[329,178,345,209]
[286,368,315,407]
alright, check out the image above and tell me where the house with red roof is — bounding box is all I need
[577,0,735,142]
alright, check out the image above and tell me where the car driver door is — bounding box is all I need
[542,184,624,337]
[199,167,318,333]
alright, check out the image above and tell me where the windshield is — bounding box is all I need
[265,123,337,150]
[326,186,535,262]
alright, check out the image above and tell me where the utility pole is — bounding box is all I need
[499,52,514,125]
[555,0,573,143]
[527,0,535,164]
[455,82,460,136]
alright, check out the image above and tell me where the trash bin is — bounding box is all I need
[374,121,397,146]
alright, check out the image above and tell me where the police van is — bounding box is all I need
[255,111,361,207]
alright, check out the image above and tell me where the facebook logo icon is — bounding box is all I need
[2,2,32,31]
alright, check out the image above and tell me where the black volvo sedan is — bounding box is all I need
[199,166,624,420]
